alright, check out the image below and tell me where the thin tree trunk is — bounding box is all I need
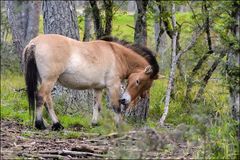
[175,30,185,80]
[154,4,165,53]
[193,51,226,102]
[185,0,213,102]
[89,0,104,39]
[83,2,92,41]
[134,0,148,46]
[159,2,177,125]
[43,1,93,112]
[103,0,113,36]
[227,1,240,140]
[185,51,212,102]
[159,8,204,125]
[6,1,41,71]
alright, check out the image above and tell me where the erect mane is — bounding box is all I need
[100,36,159,78]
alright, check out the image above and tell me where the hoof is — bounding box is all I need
[52,122,64,131]
[35,120,46,130]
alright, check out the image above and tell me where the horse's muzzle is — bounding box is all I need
[119,98,127,105]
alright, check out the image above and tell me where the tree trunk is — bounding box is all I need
[43,1,79,40]
[125,0,149,121]
[185,0,213,102]
[154,5,165,53]
[89,0,113,38]
[159,3,204,125]
[194,51,226,102]
[134,0,148,46]
[103,0,113,36]
[89,0,104,39]
[125,96,150,122]
[227,1,240,140]
[6,1,41,70]
[184,51,212,102]
[43,1,93,113]
[159,2,178,125]
[83,2,92,41]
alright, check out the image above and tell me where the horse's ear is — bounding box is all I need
[144,65,153,75]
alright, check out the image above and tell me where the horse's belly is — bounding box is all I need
[58,72,105,90]
[57,52,113,90]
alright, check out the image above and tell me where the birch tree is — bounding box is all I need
[159,2,204,125]
[159,2,178,125]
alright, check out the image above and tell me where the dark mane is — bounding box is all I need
[100,36,159,78]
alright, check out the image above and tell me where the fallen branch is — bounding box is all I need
[72,144,108,154]
[38,154,66,159]
[60,149,108,158]
[38,149,108,158]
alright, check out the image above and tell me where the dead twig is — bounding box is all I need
[60,149,108,158]
[72,144,108,154]
[126,24,135,30]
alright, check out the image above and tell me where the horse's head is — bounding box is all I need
[119,65,157,105]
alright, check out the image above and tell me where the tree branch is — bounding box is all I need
[193,49,226,102]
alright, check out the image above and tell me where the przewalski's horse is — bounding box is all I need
[23,34,159,130]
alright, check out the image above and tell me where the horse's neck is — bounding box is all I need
[117,49,148,79]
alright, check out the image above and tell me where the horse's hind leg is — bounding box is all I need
[35,82,51,130]
[92,89,102,126]
[35,80,63,130]
[35,90,46,130]
[45,94,64,131]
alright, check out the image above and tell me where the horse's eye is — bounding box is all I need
[136,80,140,86]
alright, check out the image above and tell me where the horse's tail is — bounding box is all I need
[23,44,38,121]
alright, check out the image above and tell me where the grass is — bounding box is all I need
[1,71,31,126]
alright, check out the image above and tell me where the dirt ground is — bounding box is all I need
[1,119,198,159]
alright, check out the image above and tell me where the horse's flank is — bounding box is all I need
[26,34,149,90]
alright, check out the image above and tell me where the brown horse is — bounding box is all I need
[23,34,159,130]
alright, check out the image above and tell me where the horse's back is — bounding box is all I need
[28,34,117,89]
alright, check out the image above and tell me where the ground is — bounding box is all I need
[1,119,199,159]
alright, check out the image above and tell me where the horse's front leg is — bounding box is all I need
[107,82,122,126]
[92,89,102,126]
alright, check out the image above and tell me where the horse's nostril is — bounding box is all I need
[119,98,126,104]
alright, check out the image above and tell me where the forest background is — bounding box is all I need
[1,0,239,159]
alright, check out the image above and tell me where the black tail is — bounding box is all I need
[24,45,38,122]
